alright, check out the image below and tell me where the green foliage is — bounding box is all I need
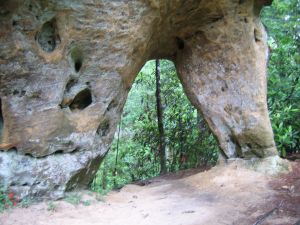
[81,200,91,206]
[0,188,18,212]
[64,193,82,205]
[19,198,33,208]
[91,60,219,194]
[64,193,95,206]
[47,202,57,212]
[262,0,300,156]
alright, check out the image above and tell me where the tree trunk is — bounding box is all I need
[102,164,107,190]
[155,59,167,174]
[113,122,121,187]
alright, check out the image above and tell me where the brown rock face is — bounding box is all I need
[0,0,277,199]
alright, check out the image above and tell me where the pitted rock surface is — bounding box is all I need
[0,0,277,199]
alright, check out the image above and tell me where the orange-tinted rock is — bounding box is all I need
[0,0,276,199]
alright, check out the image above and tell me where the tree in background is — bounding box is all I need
[155,59,167,174]
[91,60,219,193]
[262,0,300,157]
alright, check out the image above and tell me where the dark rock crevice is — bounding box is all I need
[69,88,92,111]
[60,79,92,111]
[107,99,119,112]
[20,146,82,159]
[36,19,60,53]
[96,119,110,137]
[70,46,83,73]
[66,154,104,191]
[175,37,185,50]
[65,78,78,93]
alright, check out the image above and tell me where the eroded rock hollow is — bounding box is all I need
[0,0,277,199]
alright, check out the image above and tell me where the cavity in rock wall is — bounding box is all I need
[36,19,60,53]
[69,88,92,111]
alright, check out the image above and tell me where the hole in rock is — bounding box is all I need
[90,60,219,193]
[65,78,78,92]
[20,90,26,97]
[254,28,261,42]
[37,19,58,52]
[54,150,64,154]
[70,46,83,72]
[176,37,185,50]
[69,88,92,111]
[24,152,32,157]
[13,90,19,95]
[75,61,82,73]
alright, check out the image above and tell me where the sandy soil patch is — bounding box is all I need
[0,160,299,225]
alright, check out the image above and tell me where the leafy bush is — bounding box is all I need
[0,188,18,212]
[262,0,300,156]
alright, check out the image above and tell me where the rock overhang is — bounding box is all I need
[0,0,277,199]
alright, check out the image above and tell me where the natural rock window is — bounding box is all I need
[37,19,58,52]
[0,0,279,201]
[74,60,82,72]
[69,88,92,111]
[70,47,83,72]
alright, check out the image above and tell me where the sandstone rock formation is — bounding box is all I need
[0,0,277,199]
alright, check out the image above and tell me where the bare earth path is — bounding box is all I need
[1,160,299,225]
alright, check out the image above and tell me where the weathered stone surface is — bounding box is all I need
[0,0,277,199]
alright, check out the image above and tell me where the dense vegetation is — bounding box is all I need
[262,0,300,157]
[91,60,219,193]
[90,0,300,193]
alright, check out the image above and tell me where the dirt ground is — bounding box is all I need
[0,159,299,225]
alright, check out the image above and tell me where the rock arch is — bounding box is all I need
[0,0,276,199]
